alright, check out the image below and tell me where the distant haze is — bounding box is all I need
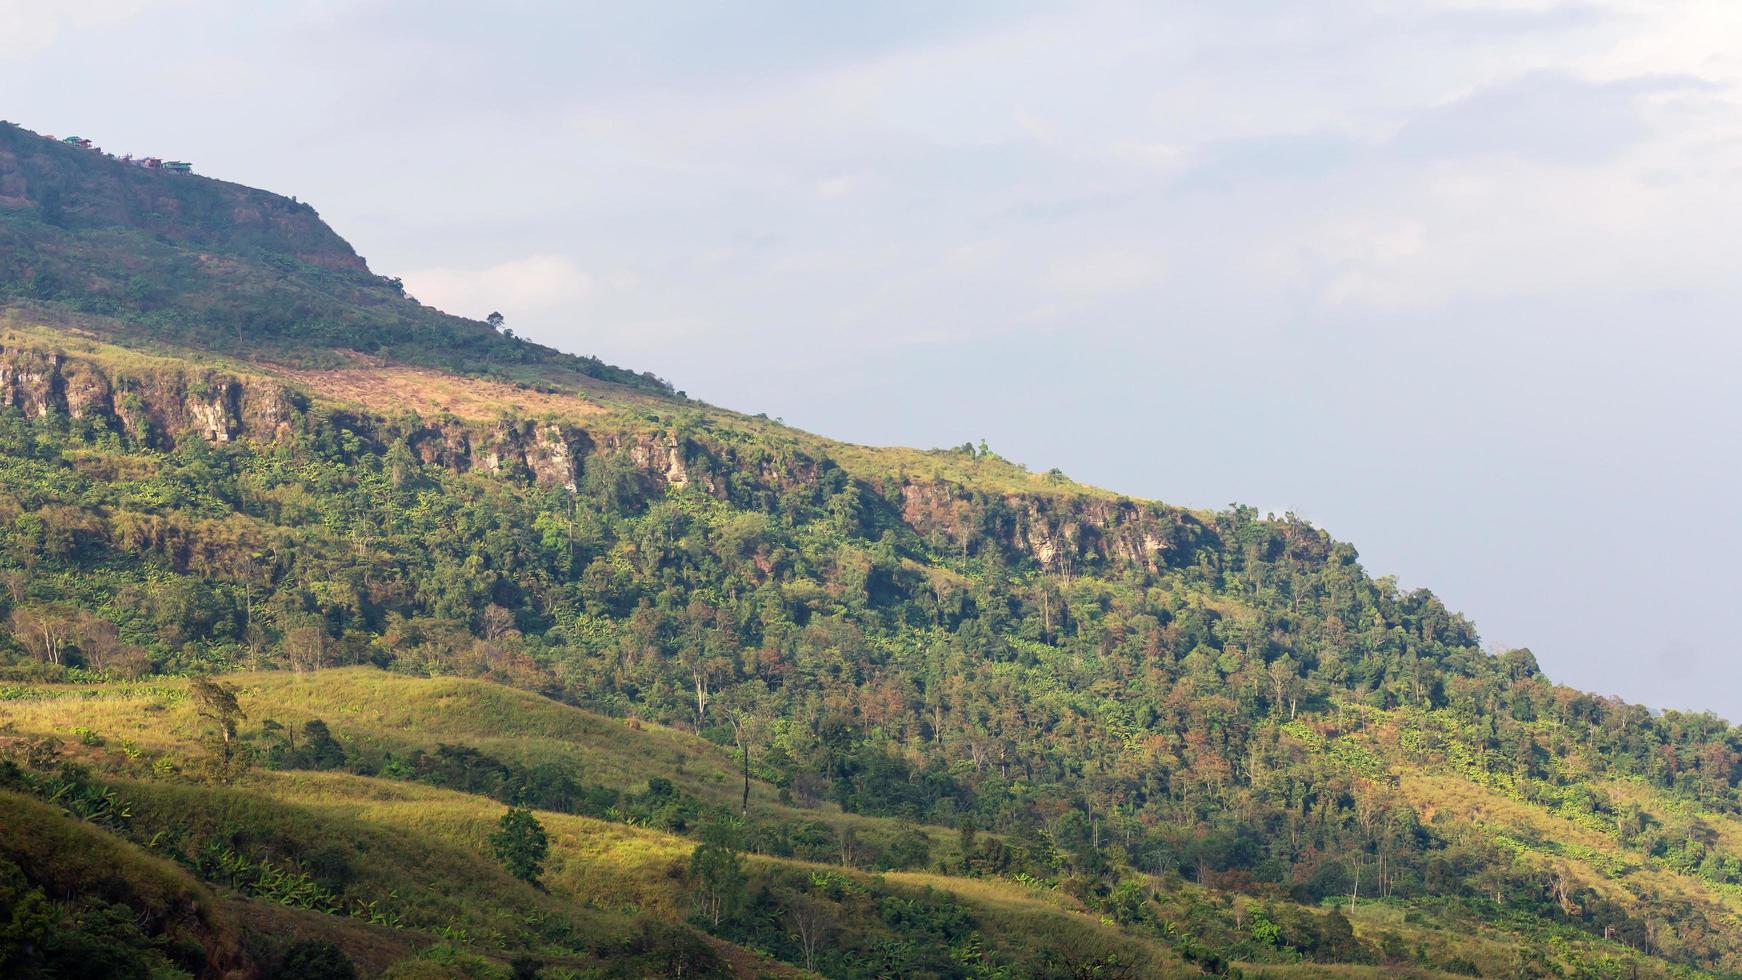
[6,1,1739,718]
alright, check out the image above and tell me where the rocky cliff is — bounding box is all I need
[0,340,1207,576]
[888,478,1204,577]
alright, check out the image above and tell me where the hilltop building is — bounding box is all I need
[44,129,190,174]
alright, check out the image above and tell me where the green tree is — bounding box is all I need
[957,816,979,874]
[489,807,549,886]
[689,817,747,929]
[296,719,348,771]
[190,676,247,783]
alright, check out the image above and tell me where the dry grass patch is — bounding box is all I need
[884,869,1086,915]
[281,363,611,422]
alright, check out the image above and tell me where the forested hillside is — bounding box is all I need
[2,123,1740,978]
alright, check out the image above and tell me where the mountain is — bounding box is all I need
[2,122,1740,979]
[0,121,670,393]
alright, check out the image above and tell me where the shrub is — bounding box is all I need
[489,807,549,886]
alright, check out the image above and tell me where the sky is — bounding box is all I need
[5,0,1740,718]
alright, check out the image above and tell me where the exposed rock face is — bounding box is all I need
[409,420,472,472]
[62,360,112,420]
[0,341,1204,577]
[601,429,710,494]
[478,425,523,479]
[893,480,1203,575]
[0,347,62,417]
[186,378,240,442]
[0,344,653,495]
[240,383,300,440]
[527,423,590,492]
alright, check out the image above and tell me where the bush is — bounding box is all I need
[489,808,549,885]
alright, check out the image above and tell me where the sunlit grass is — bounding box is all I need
[0,666,968,856]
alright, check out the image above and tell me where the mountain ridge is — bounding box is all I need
[2,122,1740,979]
[0,121,673,395]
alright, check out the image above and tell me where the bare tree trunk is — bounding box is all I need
[790,900,826,972]
[1349,856,1360,913]
[739,727,751,817]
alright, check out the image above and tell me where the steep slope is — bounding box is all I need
[0,121,670,393]
[2,130,1740,978]
[0,790,251,977]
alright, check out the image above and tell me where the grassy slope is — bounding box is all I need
[0,790,251,971]
[1370,711,1742,920]
[2,668,1187,976]
[3,668,1700,978]
[1278,706,1741,974]
[0,666,966,852]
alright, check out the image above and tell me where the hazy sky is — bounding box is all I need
[6,1,1741,718]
